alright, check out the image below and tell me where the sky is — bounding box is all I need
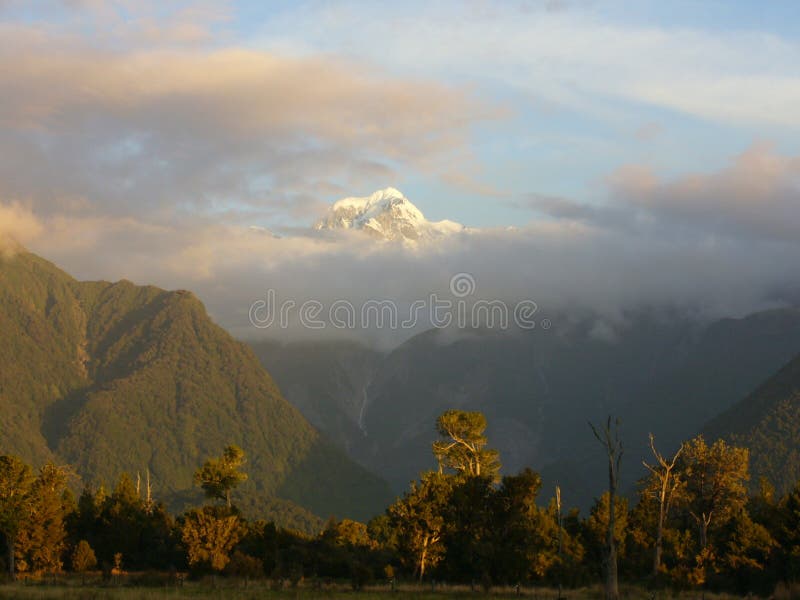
[1,0,799,346]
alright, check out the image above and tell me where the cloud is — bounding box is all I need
[9,142,800,349]
[256,2,800,129]
[0,202,43,256]
[608,143,800,242]
[0,25,496,222]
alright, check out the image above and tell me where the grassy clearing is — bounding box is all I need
[0,580,756,600]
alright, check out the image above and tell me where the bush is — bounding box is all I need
[225,551,264,579]
[350,561,372,591]
[71,540,97,573]
[774,581,800,600]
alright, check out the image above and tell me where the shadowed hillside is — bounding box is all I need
[703,352,800,494]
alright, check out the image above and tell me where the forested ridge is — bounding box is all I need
[0,250,391,527]
[704,352,800,494]
[2,410,800,598]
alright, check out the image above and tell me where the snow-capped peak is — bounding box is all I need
[314,188,465,242]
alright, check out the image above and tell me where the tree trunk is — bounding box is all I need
[653,531,663,577]
[700,520,708,550]
[653,482,666,577]
[419,537,428,582]
[7,534,15,581]
[592,417,621,600]
[606,480,619,600]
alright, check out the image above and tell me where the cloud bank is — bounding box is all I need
[2,143,798,348]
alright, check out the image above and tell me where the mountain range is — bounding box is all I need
[4,188,800,523]
[252,308,800,508]
[0,248,392,530]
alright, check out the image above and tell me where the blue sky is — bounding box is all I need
[230,0,800,226]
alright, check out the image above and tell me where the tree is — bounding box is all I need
[491,468,577,584]
[72,540,97,575]
[194,445,248,508]
[492,469,542,582]
[322,518,373,549]
[775,481,800,582]
[678,436,749,550]
[586,492,629,578]
[181,506,245,573]
[387,472,452,580]
[590,416,623,600]
[16,463,71,575]
[440,475,496,583]
[225,550,264,579]
[642,433,684,577]
[96,473,146,568]
[0,455,34,579]
[433,410,500,481]
[715,510,775,593]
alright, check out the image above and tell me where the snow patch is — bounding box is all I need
[314,188,467,243]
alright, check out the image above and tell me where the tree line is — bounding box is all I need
[1,410,799,595]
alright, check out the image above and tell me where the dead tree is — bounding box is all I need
[642,433,683,578]
[590,416,623,600]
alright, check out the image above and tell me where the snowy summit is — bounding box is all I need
[314,188,465,242]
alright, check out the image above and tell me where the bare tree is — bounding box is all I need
[590,416,623,600]
[642,433,683,577]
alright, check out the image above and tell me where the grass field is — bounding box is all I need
[0,580,757,600]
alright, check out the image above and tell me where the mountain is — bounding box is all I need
[313,187,465,242]
[703,352,800,494]
[0,249,393,528]
[249,339,383,456]
[252,308,800,509]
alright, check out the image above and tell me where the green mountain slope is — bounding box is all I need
[703,352,800,494]
[0,250,392,526]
